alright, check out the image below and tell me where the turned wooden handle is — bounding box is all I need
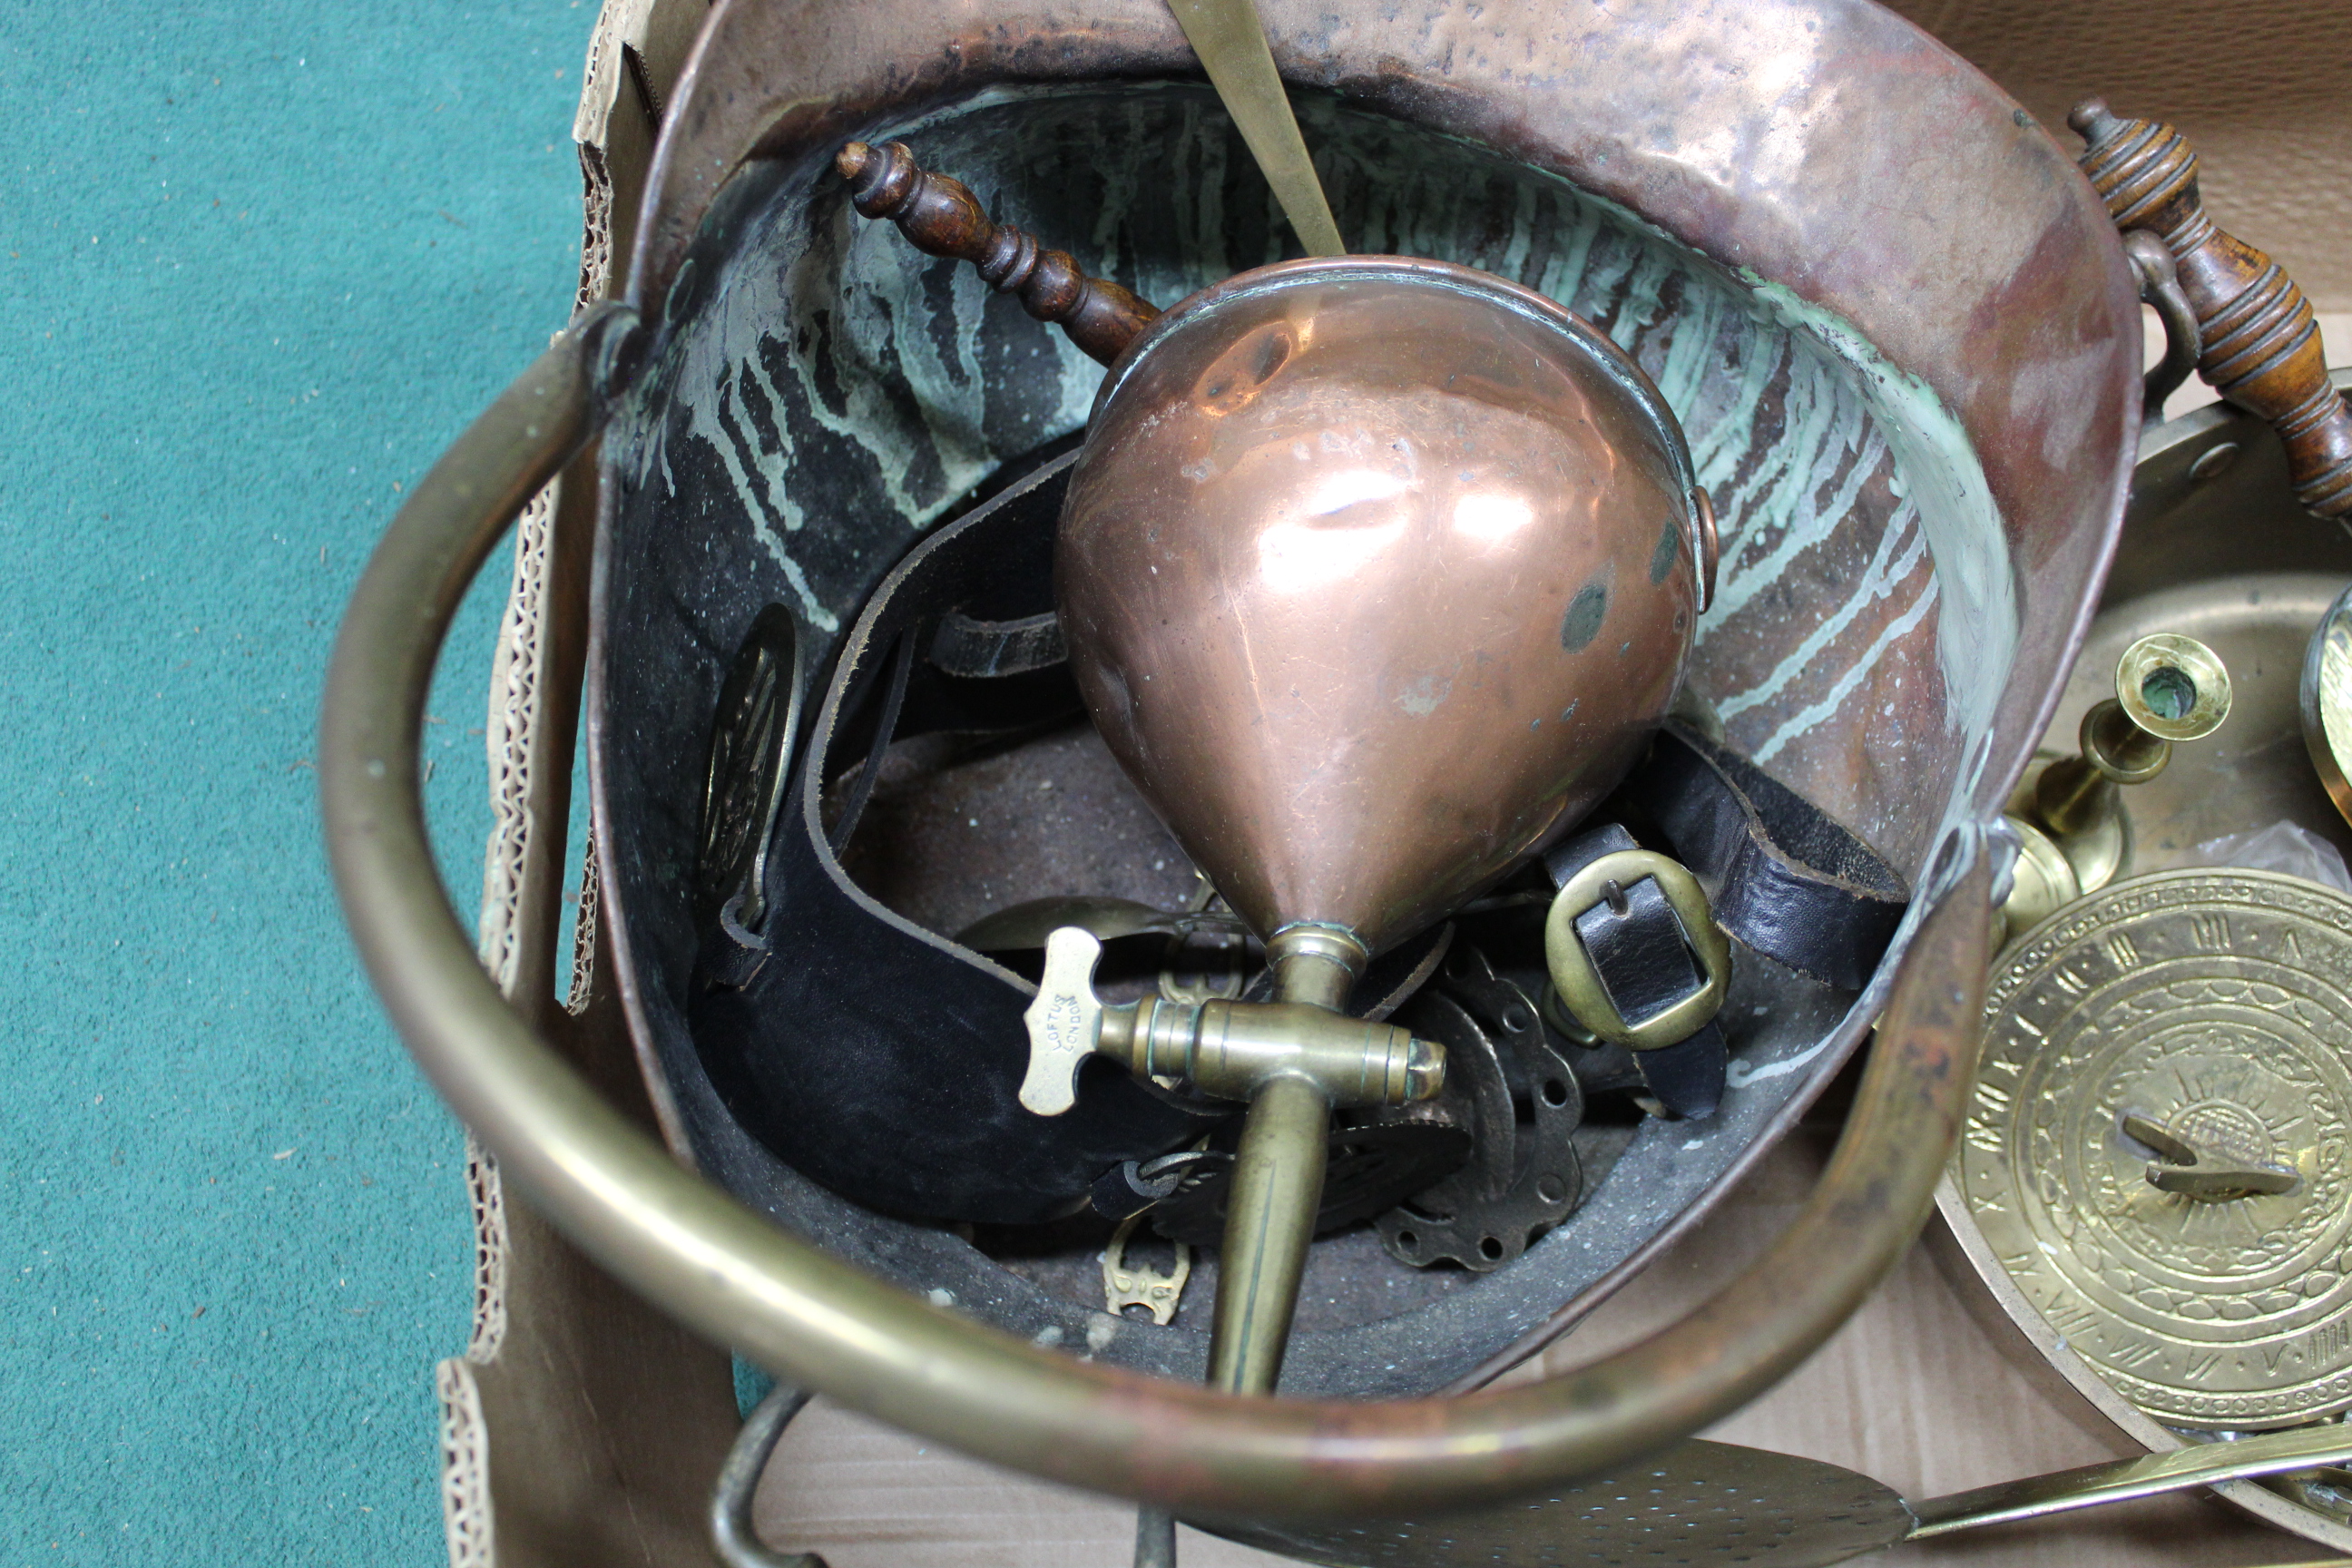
[2073,100,2352,522]
[835,141,1161,368]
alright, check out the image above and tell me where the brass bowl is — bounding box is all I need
[1937,372,2352,1554]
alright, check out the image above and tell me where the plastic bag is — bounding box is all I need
[2181,819,2352,895]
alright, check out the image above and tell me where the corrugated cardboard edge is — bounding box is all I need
[439,2,737,1565]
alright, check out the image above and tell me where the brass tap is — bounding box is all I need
[1020,926,1444,1116]
[1023,923,1446,1396]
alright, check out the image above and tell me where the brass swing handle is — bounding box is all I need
[324,307,2001,1521]
[835,141,1160,368]
[2072,100,2352,523]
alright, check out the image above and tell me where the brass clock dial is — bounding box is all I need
[1961,869,2352,1430]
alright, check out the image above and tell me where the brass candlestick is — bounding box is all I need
[2034,632,2232,837]
[1997,633,2231,944]
[2041,630,2220,841]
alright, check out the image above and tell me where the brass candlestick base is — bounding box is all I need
[1993,817,2083,946]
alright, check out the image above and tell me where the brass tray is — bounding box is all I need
[1936,370,2352,1552]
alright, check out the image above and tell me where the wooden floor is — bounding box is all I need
[749,1129,2325,1567]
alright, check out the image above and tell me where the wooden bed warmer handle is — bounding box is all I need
[836,140,1161,368]
[2073,99,2352,524]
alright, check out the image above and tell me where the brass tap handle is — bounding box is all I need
[1022,927,1111,1115]
[1019,926,1443,1116]
[2072,101,2352,523]
[835,141,1161,368]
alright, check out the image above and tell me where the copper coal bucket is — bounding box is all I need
[320,0,2144,1522]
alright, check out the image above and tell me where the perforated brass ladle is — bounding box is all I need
[1209,1422,2352,1567]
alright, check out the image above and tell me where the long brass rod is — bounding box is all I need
[1164,0,1344,256]
[1206,926,1366,1392]
[1907,1422,2352,1540]
[1208,1073,1331,1393]
[322,319,1995,1521]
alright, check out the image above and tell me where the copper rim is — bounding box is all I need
[1099,255,1700,492]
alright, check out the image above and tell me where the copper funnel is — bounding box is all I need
[1058,257,1710,952]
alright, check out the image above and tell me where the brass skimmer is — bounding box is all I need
[1162,0,1344,256]
[1210,1422,2352,1568]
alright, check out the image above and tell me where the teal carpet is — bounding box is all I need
[0,4,590,1561]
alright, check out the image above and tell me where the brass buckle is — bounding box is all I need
[1543,848,1730,1051]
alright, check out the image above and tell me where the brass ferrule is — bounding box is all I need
[1101,996,1442,1107]
[1265,923,1367,1012]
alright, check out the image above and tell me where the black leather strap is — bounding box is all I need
[698,894,775,991]
[690,455,1906,1210]
[930,609,1065,677]
[690,454,1226,1227]
[1573,874,1702,1024]
[1544,731,1909,1119]
[826,624,919,854]
[1630,723,1906,990]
